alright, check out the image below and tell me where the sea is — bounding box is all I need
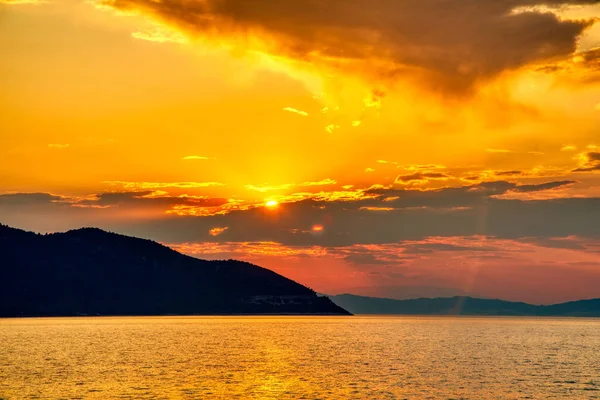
[1,316,599,399]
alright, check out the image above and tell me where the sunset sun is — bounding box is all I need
[265,200,279,209]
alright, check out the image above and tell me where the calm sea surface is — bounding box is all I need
[1,316,599,399]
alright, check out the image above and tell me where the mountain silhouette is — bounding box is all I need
[329,294,600,316]
[0,224,350,317]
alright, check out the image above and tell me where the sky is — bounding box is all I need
[1,0,600,304]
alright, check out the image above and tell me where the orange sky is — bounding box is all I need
[1,0,600,303]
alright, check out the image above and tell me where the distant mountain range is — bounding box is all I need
[328,294,600,316]
[0,224,350,317]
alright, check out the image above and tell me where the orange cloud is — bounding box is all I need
[97,0,597,96]
[209,227,228,236]
[132,27,188,43]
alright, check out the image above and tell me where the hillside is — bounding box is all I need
[0,224,350,317]
[329,294,600,316]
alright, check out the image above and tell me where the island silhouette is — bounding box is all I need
[0,224,350,317]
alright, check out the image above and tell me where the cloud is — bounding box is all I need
[282,107,308,117]
[395,172,450,184]
[77,191,228,208]
[485,148,512,153]
[59,180,597,246]
[561,145,577,151]
[2,180,598,248]
[0,0,45,4]
[209,226,228,236]
[402,164,447,171]
[343,252,391,266]
[245,183,295,192]
[132,27,188,43]
[494,170,523,177]
[325,124,340,133]
[104,181,225,189]
[0,192,66,205]
[536,47,600,83]
[359,206,395,212]
[300,179,337,187]
[48,144,69,149]
[510,180,577,193]
[97,0,598,93]
[573,151,600,172]
[182,155,215,160]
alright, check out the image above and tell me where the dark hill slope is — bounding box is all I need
[0,225,350,316]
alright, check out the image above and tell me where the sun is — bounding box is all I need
[265,200,279,209]
[311,224,324,232]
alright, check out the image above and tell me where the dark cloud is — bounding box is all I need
[103,180,599,245]
[579,48,600,74]
[494,170,523,176]
[537,48,600,82]
[0,193,65,205]
[395,172,450,183]
[0,191,229,209]
[2,180,598,246]
[77,191,229,208]
[512,180,576,192]
[573,152,600,172]
[99,0,597,92]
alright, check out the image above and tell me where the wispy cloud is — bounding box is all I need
[283,107,308,117]
[401,164,446,171]
[182,155,215,160]
[359,206,395,212]
[561,145,577,152]
[104,181,225,189]
[131,28,187,44]
[325,124,340,133]
[301,179,337,187]
[0,0,46,4]
[245,184,295,192]
[485,148,512,153]
[48,144,69,149]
